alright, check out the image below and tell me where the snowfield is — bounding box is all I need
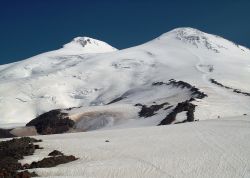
[18,116,250,178]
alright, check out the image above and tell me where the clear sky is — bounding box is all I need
[0,0,250,65]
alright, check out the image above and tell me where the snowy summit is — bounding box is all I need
[63,36,117,53]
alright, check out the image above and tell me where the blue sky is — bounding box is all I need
[0,0,250,64]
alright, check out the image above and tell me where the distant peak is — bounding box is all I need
[63,36,117,53]
[71,37,102,47]
[170,27,204,35]
[162,27,206,39]
[159,27,248,53]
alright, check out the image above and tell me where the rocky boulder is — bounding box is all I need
[26,109,75,135]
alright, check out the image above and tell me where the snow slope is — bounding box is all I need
[18,116,250,178]
[0,27,250,129]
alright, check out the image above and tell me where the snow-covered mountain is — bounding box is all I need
[63,36,117,53]
[1,27,250,178]
[0,27,250,132]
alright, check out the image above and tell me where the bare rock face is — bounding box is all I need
[210,78,250,97]
[0,137,78,177]
[0,137,42,178]
[152,79,207,99]
[15,171,38,178]
[48,150,64,157]
[26,109,75,135]
[28,155,78,169]
[159,101,196,125]
[135,102,170,118]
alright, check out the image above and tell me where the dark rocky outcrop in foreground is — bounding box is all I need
[48,150,64,157]
[26,109,75,135]
[28,155,78,169]
[158,101,196,125]
[135,102,170,118]
[0,128,15,138]
[0,137,41,178]
[0,138,78,177]
[210,78,250,97]
[16,171,38,178]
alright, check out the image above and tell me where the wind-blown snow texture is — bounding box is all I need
[0,28,250,130]
[20,116,250,178]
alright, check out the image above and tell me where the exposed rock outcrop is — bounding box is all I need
[28,155,78,169]
[0,137,41,178]
[152,79,207,99]
[210,78,250,97]
[135,102,170,118]
[158,101,196,125]
[0,137,79,177]
[152,80,207,125]
[26,109,75,135]
[48,150,64,157]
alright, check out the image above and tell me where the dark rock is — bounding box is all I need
[0,128,15,138]
[22,164,30,170]
[16,170,38,178]
[64,106,81,111]
[210,78,250,97]
[163,106,173,110]
[159,101,196,125]
[210,78,225,88]
[152,79,207,100]
[0,137,77,177]
[152,81,165,86]
[48,150,64,157]
[0,157,22,173]
[107,96,125,104]
[141,80,206,123]
[29,155,78,169]
[135,102,169,118]
[34,145,42,149]
[0,137,42,160]
[0,137,41,178]
[26,109,75,135]
[105,140,110,142]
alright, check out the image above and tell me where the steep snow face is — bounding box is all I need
[0,27,250,127]
[63,37,117,53]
